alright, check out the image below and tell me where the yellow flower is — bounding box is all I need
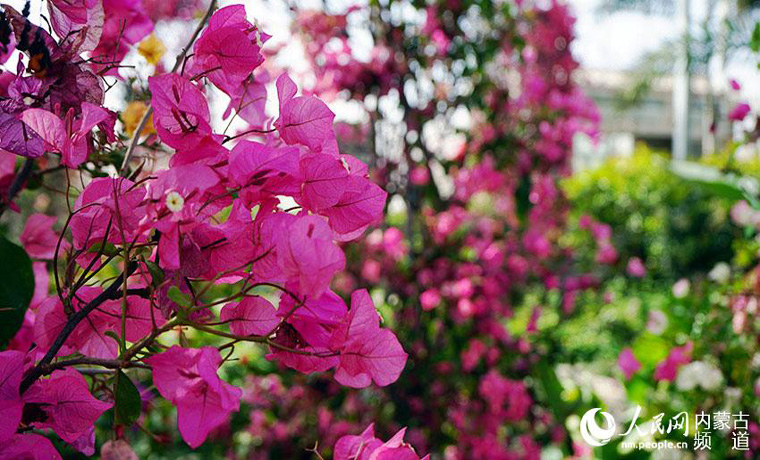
[138,34,166,66]
[122,101,155,136]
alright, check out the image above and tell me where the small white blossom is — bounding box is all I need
[708,262,731,284]
[675,363,699,391]
[165,191,185,213]
[676,361,723,392]
[700,363,723,391]
[672,279,690,299]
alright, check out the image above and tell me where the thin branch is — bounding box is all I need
[221,127,276,144]
[40,357,150,374]
[20,261,139,393]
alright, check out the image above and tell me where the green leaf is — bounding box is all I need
[751,22,760,53]
[533,362,576,423]
[104,330,125,354]
[87,241,120,257]
[114,370,141,426]
[670,160,753,202]
[167,286,192,307]
[632,333,668,368]
[144,260,165,288]
[0,234,35,349]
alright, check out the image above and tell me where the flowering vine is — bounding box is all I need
[0,0,405,456]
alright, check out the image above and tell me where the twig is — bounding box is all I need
[221,127,276,144]
[119,0,219,177]
[20,261,139,393]
[41,357,150,374]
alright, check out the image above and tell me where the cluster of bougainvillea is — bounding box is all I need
[333,423,429,460]
[230,0,605,458]
[0,1,409,457]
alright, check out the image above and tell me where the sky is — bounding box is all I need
[569,0,681,70]
[568,0,760,103]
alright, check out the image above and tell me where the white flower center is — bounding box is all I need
[165,191,185,213]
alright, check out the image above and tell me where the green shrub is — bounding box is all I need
[563,146,740,279]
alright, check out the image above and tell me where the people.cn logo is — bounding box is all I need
[580,408,616,446]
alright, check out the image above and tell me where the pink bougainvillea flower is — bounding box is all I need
[143,163,226,270]
[149,73,223,156]
[461,339,486,372]
[334,423,429,460]
[330,289,407,388]
[523,230,551,259]
[321,174,387,237]
[646,310,668,335]
[221,296,280,336]
[267,289,345,373]
[191,5,265,94]
[478,369,531,420]
[23,368,112,444]
[370,428,431,460]
[274,214,346,298]
[186,200,259,280]
[381,227,407,260]
[409,165,430,185]
[0,151,15,196]
[19,214,68,260]
[729,200,760,226]
[21,102,113,167]
[0,350,25,444]
[34,288,117,359]
[729,79,741,91]
[223,76,268,128]
[90,0,153,76]
[145,346,242,448]
[228,140,300,201]
[281,289,348,328]
[102,296,166,342]
[299,153,349,212]
[654,342,693,382]
[70,177,148,252]
[626,257,646,278]
[334,423,384,460]
[728,102,751,122]
[268,288,405,387]
[420,289,441,311]
[70,427,95,456]
[0,103,44,159]
[0,433,62,460]
[595,243,618,265]
[590,221,612,240]
[275,73,338,155]
[35,287,155,359]
[268,324,340,374]
[47,0,104,54]
[618,347,641,380]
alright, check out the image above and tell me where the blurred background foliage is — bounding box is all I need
[564,145,740,279]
